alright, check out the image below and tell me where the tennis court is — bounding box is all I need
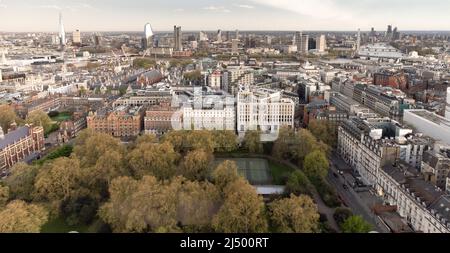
[214,158,272,185]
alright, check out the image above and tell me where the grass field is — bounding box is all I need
[51,112,72,122]
[41,217,89,233]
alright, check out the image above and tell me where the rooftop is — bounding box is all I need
[0,126,31,150]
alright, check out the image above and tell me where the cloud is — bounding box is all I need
[37,5,62,10]
[174,8,185,12]
[248,0,353,20]
[0,0,6,8]
[203,6,231,13]
[233,4,255,9]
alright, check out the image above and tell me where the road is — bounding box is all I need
[328,152,391,233]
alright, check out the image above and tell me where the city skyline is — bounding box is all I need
[1,0,450,32]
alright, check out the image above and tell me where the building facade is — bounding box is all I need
[237,91,295,137]
[0,125,44,175]
[87,106,143,137]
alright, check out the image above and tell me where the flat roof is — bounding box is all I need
[406,109,450,128]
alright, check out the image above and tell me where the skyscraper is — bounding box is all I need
[199,31,208,41]
[58,13,66,47]
[316,34,326,52]
[142,23,154,49]
[295,31,309,54]
[217,30,222,43]
[235,30,239,40]
[72,29,81,45]
[356,29,361,51]
[174,25,182,51]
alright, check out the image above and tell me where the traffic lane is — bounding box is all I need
[327,169,389,233]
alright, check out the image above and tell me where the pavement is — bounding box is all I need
[328,152,391,233]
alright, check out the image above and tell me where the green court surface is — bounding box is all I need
[214,158,272,185]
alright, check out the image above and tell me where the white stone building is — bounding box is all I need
[377,163,450,233]
[237,91,294,138]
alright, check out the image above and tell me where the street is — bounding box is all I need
[328,152,391,233]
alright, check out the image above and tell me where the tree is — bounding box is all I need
[212,160,242,193]
[303,150,329,182]
[128,142,179,180]
[269,194,320,233]
[26,110,53,133]
[0,200,49,233]
[0,185,9,208]
[174,178,221,231]
[185,131,215,153]
[212,179,268,233]
[4,163,39,201]
[272,126,296,160]
[213,131,238,153]
[133,58,156,69]
[73,130,125,169]
[243,130,263,154]
[181,149,213,181]
[34,158,82,204]
[99,176,221,233]
[286,170,314,196]
[183,70,202,82]
[334,208,353,226]
[0,104,19,133]
[291,129,328,166]
[308,119,337,148]
[341,215,373,233]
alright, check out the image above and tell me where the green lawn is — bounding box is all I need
[268,160,295,185]
[41,217,89,233]
[51,112,72,122]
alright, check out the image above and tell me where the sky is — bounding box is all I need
[0,0,449,32]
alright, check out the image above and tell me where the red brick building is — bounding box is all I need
[0,125,45,175]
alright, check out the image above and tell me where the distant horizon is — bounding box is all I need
[3,30,450,34]
[1,0,450,32]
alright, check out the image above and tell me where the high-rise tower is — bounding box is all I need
[174,25,182,51]
[356,29,361,51]
[142,23,154,49]
[59,13,66,47]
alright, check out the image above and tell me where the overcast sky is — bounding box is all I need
[0,0,449,32]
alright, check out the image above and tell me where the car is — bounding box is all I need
[339,170,344,175]
[333,172,338,178]
[343,184,349,190]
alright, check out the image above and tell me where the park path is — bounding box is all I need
[217,153,341,232]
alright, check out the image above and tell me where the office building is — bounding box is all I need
[404,110,450,146]
[316,35,326,52]
[182,95,235,131]
[72,29,81,45]
[58,13,66,47]
[144,103,179,135]
[87,106,144,137]
[174,25,182,51]
[237,91,295,137]
[142,23,154,49]
[295,31,309,54]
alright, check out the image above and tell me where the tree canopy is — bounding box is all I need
[0,200,49,233]
[341,215,373,233]
[212,179,268,233]
[269,194,320,233]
